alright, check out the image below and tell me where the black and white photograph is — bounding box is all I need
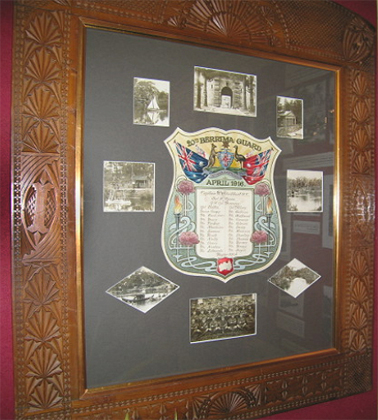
[268,258,321,298]
[106,266,179,313]
[190,293,256,344]
[276,96,304,139]
[133,77,170,126]
[103,161,155,212]
[287,169,323,213]
[194,66,257,117]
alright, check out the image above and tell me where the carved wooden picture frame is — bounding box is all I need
[11,1,375,419]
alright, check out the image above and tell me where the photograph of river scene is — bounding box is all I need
[106,266,179,313]
[103,161,155,212]
[287,169,323,212]
[133,77,170,127]
[268,258,321,298]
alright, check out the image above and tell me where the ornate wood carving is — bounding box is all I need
[343,16,375,63]
[165,0,288,47]
[12,1,375,419]
[13,3,71,417]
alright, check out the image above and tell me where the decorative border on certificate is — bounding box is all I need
[103,161,155,212]
[194,67,257,117]
[190,293,257,343]
[162,127,282,282]
[133,77,170,126]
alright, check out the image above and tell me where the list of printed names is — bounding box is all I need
[196,189,253,259]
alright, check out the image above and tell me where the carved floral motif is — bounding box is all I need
[347,249,373,352]
[192,385,261,418]
[22,264,64,412]
[167,0,287,47]
[340,65,374,360]
[343,16,375,63]
[13,4,69,417]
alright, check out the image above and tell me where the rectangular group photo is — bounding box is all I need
[190,293,257,343]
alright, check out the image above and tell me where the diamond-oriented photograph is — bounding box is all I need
[106,266,179,313]
[268,258,321,298]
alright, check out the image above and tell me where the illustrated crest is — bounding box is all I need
[162,127,282,282]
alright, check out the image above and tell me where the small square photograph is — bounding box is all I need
[194,66,257,117]
[276,96,303,139]
[103,161,155,212]
[287,169,323,213]
[106,266,179,313]
[268,258,321,298]
[190,293,256,344]
[133,77,170,126]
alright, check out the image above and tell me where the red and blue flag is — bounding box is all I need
[242,149,272,185]
[175,142,209,183]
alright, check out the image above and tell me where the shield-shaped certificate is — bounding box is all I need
[162,128,282,282]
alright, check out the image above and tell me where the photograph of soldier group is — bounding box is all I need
[190,293,256,343]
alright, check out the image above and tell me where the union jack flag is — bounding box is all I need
[242,149,272,185]
[175,142,209,183]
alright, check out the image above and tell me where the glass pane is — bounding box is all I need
[83,28,335,388]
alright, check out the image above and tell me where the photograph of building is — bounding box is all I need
[276,96,303,139]
[194,66,256,117]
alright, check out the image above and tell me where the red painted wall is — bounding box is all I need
[1,2,14,420]
[0,1,376,419]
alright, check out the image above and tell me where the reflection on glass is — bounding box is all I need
[84,28,335,388]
